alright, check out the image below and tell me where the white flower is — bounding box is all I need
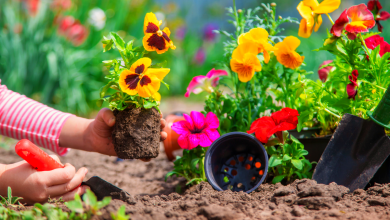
[88,8,106,30]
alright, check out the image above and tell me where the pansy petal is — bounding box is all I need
[303,0,320,10]
[313,0,340,14]
[144,12,161,34]
[204,129,220,142]
[347,83,358,100]
[145,68,170,81]
[314,15,323,32]
[347,4,375,23]
[198,133,213,147]
[297,2,314,21]
[130,57,152,73]
[283,36,301,51]
[365,35,384,49]
[345,20,375,33]
[137,75,160,98]
[330,9,349,37]
[377,11,390,21]
[379,41,390,57]
[205,112,219,129]
[171,120,191,136]
[190,111,206,131]
[298,18,313,38]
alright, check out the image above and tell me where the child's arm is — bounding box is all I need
[0,156,88,204]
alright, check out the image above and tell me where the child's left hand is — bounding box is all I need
[59,108,167,157]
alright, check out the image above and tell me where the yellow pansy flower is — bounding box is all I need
[297,0,341,38]
[119,57,170,98]
[230,42,262,82]
[274,36,305,69]
[238,28,275,63]
[142,12,176,54]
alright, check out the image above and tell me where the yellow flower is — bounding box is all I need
[297,0,341,38]
[119,57,170,98]
[274,36,305,69]
[238,28,275,63]
[142,12,176,54]
[230,43,262,82]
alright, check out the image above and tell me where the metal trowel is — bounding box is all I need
[313,85,390,192]
[15,139,129,201]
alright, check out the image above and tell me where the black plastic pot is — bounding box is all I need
[299,136,331,163]
[289,127,322,139]
[204,132,268,193]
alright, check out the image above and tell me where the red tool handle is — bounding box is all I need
[15,139,65,171]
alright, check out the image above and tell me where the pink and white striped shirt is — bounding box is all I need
[0,80,72,156]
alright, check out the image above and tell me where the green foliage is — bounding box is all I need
[301,31,390,134]
[166,147,207,186]
[0,187,23,208]
[99,32,165,111]
[0,188,112,220]
[267,134,315,184]
[111,205,130,220]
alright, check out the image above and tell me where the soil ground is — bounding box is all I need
[2,145,390,220]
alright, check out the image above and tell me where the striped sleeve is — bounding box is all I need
[0,81,73,156]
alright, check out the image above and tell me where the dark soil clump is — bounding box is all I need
[112,106,160,159]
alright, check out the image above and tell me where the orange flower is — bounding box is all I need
[230,43,262,82]
[142,12,176,54]
[274,36,305,69]
[238,28,274,63]
[119,58,170,98]
[297,0,341,38]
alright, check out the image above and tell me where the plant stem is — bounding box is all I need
[326,14,334,25]
[359,33,377,77]
[324,107,341,119]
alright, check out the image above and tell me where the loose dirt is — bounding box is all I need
[112,107,161,159]
[1,146,390,220]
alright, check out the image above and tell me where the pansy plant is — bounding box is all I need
[98,12,174,111]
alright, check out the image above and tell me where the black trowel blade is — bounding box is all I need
[82,176,129,201]
[313,114,390,192]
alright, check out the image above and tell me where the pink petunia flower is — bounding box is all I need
[185,69,228,97]
[347,70,359,100]
[364,35,390,57]
[171,111,220,150]
[331,4,375,39]
[193,48,206,65]
[318,60,334,82]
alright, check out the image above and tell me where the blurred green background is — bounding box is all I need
[0,0,389,116]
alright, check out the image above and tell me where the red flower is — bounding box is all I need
[365,35,390,57]
[367,0,390,32]
[247,108,299,144]
[23,0,40,16]
[347,70,359,100]
[318,60,333,82]
[57,16,89,46]
[330,4,375,38]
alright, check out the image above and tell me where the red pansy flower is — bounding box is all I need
[347,70,359,100]
[247,108,299,144]
[365,35,390,57]
[330,4,375,39]
[367,0,390,32]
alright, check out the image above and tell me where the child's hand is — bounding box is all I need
[0,156,88,204]
[59,108,168,157]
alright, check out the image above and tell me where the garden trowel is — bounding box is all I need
[15,139,130,201]
[313,85,390,192]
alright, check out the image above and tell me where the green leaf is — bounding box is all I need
[144,101,158,109]
[161,80,170,90]
[272,175,286,184]
[110,32,126,51]
[83,189,98,207]
[103,39,114,52]
[98,197,111,209]
[65,194,84,214]
[221,99,233,113]
[190,158,200,171]
[297,111,313,132]
[269,155,282,167]
[133,46,145,53]
[282,154,292,161]
[291,159,303,170]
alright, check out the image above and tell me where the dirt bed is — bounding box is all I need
[2,146,390,220]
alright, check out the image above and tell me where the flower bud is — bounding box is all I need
[270,3,276,7]
[237,9,243,13]
[318,60,333,82]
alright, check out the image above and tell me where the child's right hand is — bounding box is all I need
[0,155,88,204]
